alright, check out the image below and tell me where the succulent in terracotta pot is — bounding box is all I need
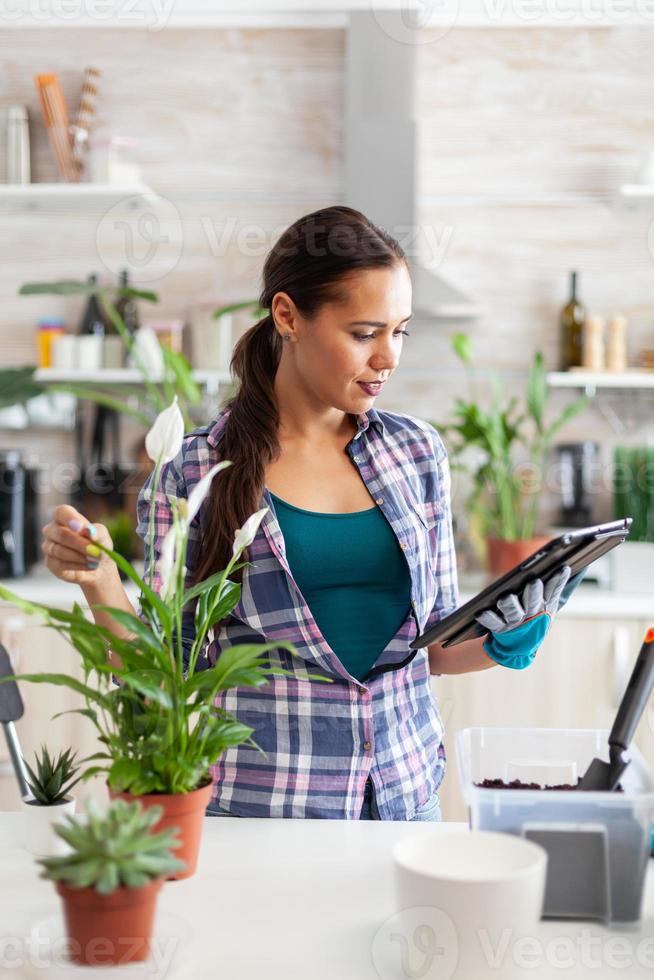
[38,797,184,967]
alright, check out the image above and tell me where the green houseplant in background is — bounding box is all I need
[0,398,330,878]
[38,797,184,966]
[21,745,83,857]
[438,334,588,574]
[612,446,654,592]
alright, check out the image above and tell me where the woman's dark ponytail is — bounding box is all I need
[192,205,406,587]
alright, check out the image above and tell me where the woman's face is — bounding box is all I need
[273,262,413,414]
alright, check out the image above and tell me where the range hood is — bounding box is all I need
[344,9,482,320]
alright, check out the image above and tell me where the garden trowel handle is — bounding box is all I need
[2,721,30,799]
[610,628,654,754]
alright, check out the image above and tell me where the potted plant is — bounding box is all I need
[0,398,331,878]
[22,745,82,856]
[438,334,588,575]
[38,797,185,966]
[612,445,654,592]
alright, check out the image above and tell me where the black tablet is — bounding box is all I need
[409,517,633,650]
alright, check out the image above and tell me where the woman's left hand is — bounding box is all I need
[475,564,585,670]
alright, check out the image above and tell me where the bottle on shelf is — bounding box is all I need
[114,268,140,336]
[77,273,107,372]
[606,314,628,373]
[560,270,586,371]
[582,315,605,372]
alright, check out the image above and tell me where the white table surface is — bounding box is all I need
[1,813,653,980]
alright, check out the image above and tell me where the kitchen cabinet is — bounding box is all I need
[434,616,654,822]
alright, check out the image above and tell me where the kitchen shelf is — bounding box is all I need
[35,368,232,388]
[0,183,160,209]
[619,184,654,203]
[547,370,654,434]
[547,370,654,394]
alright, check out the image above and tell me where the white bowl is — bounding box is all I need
[392,830,547,979]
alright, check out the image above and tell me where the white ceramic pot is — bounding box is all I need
[21,797,76,857]
[392,830,547,980]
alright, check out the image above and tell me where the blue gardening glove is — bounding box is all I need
[475,565,572,670]
[556,565,588,611]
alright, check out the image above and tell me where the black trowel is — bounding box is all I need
[579,628,654,792]
[0,641,30,799]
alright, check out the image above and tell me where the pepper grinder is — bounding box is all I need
[582,315,605,371]
[607,315,628,373]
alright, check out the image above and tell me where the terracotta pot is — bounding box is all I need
[486,536,551,577]
[109,781,213,880]
[56,877,163,966]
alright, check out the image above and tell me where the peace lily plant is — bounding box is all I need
[0,398,329,868]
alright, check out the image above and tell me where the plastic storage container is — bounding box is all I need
[456,726,654,924]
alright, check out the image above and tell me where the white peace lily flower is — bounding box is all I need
[186,461,231,524]
[232,507,268,558]
[145,396,184,464]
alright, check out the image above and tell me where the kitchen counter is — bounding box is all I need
[0,812,653,980]
[1,565,651,619]
[0,564,141,609]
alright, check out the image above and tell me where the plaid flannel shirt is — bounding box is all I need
[135,405,459,819]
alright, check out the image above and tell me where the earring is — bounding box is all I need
[283,334,291,342]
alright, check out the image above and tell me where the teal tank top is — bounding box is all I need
[269,491,412,682]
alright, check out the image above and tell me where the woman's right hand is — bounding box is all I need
[42,504,115,587]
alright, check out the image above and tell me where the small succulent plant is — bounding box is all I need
[24,745,83,805]
[38,798,186,894]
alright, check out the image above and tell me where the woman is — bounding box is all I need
[41,206,579,821]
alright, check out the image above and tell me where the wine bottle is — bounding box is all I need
[78,273,107,337]
[114,268,140,336]
[560,271,586,371]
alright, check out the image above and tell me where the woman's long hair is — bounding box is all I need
[192,205,407,587]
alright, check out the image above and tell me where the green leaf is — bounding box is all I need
[543,394,588,442]
[452,332,472,364]
[161,347,202,405]
[89,606,167,665]
[20,279,92,296]
[526,351,548,433]
[88,544,172,635]
[0,672,111,709]
[212,299,261,319]
[0,367,44,408]
[46,384,151,425]
[119,670,173,708]
[19,280,158,303]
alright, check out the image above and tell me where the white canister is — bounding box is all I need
[6,105,30,184]
[76,334,103,372]
[103,335,124,369]
[188,304,234,373]
[50,334,78,371]
[21,797,76,857]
